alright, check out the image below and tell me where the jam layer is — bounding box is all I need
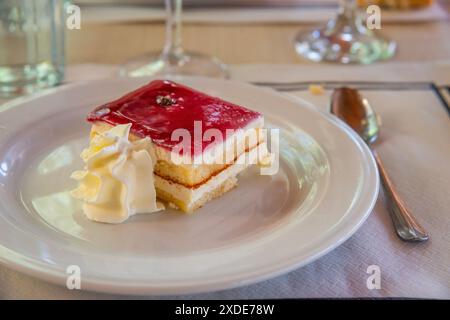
[87,80,262,156]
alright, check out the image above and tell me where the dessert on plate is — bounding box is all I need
[71,80,271,223]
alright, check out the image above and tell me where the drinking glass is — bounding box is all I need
[120,0,228,78]
[0,0,65,97]
[294,0,396,64]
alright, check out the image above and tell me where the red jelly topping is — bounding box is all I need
[87,80,262,156]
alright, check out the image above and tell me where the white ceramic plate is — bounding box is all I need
[0,76,378,295]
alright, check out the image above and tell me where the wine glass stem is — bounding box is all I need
[163,0,183,57]
[339,0,357,18]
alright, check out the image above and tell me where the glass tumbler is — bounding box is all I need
[0,0,66,97]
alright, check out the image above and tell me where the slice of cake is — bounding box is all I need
[85,80,270,213]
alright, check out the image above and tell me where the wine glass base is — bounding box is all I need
[294,27,396,64]
[119,51,229,79]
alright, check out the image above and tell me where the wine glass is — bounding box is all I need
[120,0,228,78]
[294,0,396,64]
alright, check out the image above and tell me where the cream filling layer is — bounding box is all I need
[154,142,269,207]
[91,116,265,168]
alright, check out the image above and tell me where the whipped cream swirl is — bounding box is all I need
[70,124,163,223]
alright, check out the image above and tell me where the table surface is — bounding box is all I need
[67,2,450,65]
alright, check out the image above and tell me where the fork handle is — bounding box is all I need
[373,151,429,242]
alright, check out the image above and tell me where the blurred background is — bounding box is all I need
[1,0,449,95]
[68,0,449,65]
[76,0,357,6]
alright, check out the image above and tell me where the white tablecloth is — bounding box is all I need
[1,62,450,299]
